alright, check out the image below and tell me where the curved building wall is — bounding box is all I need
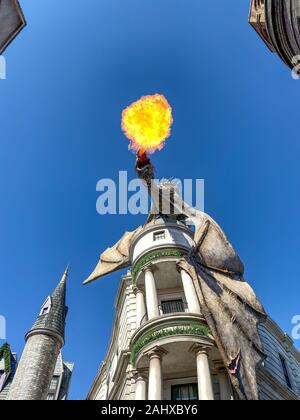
[130,224,194,264]
[8,334,61,400]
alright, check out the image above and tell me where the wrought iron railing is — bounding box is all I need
[159,300,188,315]
[139,301,189,327]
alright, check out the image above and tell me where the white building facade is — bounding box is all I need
[88,216,300,401]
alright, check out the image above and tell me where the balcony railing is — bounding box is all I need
[160,300,188,315]
[139,301,189,326]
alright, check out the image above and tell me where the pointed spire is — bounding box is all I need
[51,267,68,303]
[26,268,69,346]
[61,266,68,282]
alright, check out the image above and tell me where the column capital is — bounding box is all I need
[146,346,168,361]
[176,261,184,273]
[133,369,148,382]
[176,263,192,275]
[141,263,155,274]
[133,286,145,296]
[189,343,213,356]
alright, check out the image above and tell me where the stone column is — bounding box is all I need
[192,346,214,400]
[134,371,147,400]
[143,264,159,320]
[215,364,232,400]
[180,268,201,314]
[147,348,166,400]
[134,287,147,328]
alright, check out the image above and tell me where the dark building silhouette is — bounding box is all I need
[249,0,300,72]
[0,0,26,54]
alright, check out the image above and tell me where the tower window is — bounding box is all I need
[47,394,55,400]
[153,230,166,241]
[49,376,59,391]
[39,296,52,316]
[279,355,292,389]
[171,383,198,400]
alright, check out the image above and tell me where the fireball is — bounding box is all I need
[121,94,173,153]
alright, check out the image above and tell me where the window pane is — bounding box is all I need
[279,355,292,389]
[50,377,59,391]
[171,384,198,401]
[154,231,165,241]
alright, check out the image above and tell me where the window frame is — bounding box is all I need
[153,230,166,242]
[49,376,60,392]
[39,296,52,316]
[279,354,293,390]
[158,293,187,316]
[171,383,198,401]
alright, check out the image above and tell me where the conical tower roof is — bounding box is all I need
[26,269,68,345]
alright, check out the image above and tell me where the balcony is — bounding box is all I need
[131,313,210,366]
[134,261,203,333]
[130,313,233,400]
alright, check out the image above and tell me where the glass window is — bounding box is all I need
[153,231,166,241]
[47,394,55,400]
[161,299,185,314]
[39,296,52,316]
[49,377,59,391]
[171,383,198,401]
[279,355,292,389]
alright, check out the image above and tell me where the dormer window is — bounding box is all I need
[154,230,166,241]
[279,355,292,389]
[40,296,52,316]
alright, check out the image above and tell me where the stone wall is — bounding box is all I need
[8,334,61,400]
[257,318,300,400]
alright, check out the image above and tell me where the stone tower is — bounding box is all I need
[8,269,68,400]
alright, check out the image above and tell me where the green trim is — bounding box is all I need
[0,343,12,373]
[130,323,210,364]
[131,248,187,284]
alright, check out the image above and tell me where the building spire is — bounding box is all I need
[26,268,69,346]
[8,268,70,400]
[59,266,69,285]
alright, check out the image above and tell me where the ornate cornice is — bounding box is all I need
[130,318,211,365]
[131,247,187,284]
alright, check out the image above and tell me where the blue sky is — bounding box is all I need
[1,0,299,399]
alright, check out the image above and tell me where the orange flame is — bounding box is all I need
[121,94,173,153]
